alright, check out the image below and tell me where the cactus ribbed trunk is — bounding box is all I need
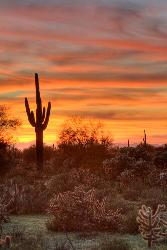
[25,73,51,171]
[36,129,44,171]
[148,213,152,248]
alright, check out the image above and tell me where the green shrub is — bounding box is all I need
[140,187,166,201]
[109,196,136,214]
[140,187,167,210]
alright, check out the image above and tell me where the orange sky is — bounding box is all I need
[0,0,167,148]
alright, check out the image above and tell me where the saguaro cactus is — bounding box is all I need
[25,73,51,171]
[143,130,147,147]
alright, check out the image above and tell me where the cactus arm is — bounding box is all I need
[153,204,166,219]
[30,111,36,127]
[42,102,51,130]
[35,73,41,103]
[25,97,30,114]
[42,107,46,122]
[25,98,36,127]
[138,209,148,220]
[35,73,42,112]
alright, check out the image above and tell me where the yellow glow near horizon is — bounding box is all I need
[0,1,167,148]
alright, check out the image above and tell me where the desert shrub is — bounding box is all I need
[103,154,136,180]
[122,188,140,201]
[140,187,165,201]
[55,117,112,172]
[141,187,167,209]
[45,172,76,194]
[6,162,38,181]
[131,143,153,161]
[118,169,135,189]
[0,144,21,176]
[0,143,11,175]
[23,182,50,214]
[47,185,122,232]
[146,167,161,187]
[109,197,135,215]
[120,177,147,201]
[92,238,131,250]
[103,150,154,183]
[154,150,167,168]
[97,185,117,203]
[0,106,21,176]
[0,179,51,214]
[22,145,54,165]
[132,159,152,179]
[46,168,101,195]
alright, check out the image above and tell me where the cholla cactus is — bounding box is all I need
[0,236,12,248]
[137,204,167,248]
[48,185,122,231]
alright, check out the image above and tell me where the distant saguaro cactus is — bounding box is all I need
[143,130,147,147]
[137,204,167,248]
[25,73,51,171]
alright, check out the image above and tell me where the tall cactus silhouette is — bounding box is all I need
[143,130,147,147]
[25,73,51,171]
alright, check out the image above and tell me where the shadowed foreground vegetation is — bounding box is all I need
[2,215,167,250]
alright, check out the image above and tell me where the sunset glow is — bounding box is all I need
[0,0,167,148]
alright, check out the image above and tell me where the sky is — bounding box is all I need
[0,0,167,148]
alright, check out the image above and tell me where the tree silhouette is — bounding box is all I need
[0,105,20,144]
